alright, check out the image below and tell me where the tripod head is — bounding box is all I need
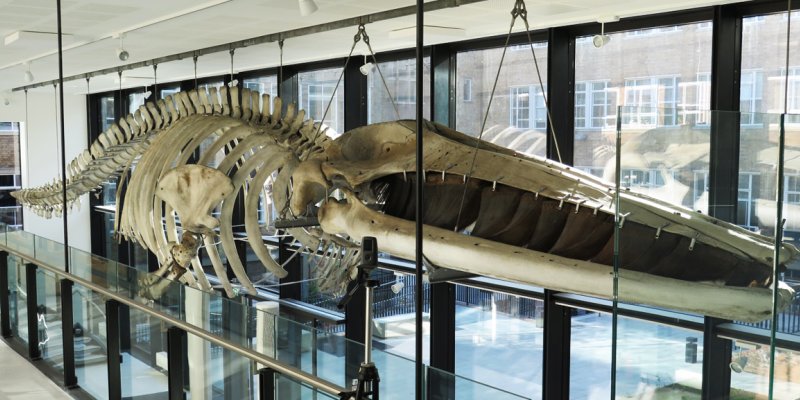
[337,236,378,310]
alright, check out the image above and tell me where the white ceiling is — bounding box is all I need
[0,0,745,95]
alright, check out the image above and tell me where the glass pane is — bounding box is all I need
[574,22,712,209]
[367,57,431,123]
[38,270,65,374]
[454,284,543,398]
[428,365,529,399]
[570,307,611,398]
[7,255,19,338]
[730,341,800,398]
[456,43,549,157]
[298,68,345,137]
[73,283,109,399]
[121,307,169,398]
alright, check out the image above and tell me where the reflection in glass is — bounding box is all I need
[456,43,549,156]
[730,341,800,398]
[367,58,431,123]
[574,22,712,209]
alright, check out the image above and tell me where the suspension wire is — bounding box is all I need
[193,53,199,90]
[453,0,523,232]
[153,63,158,96]
[517,0,562,163]
[229,48,236,85]
[278,38,285,98]
[303,24,366,159]
[363,27,401,120]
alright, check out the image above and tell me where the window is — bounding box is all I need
[299,68,344,137]
[367,58,431,123]
[456,43,548,157]
[740,70,764,125]
[128,92,150,114]
[679,73,711,125]
[575,81,616,129]
[100,96,115,132]
[509,85,546,130]
[622,76,681,127]
[737,173,758,230]
[574,22,712,209]
[462,78,473,102]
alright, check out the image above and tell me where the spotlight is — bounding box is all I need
[592,34,610,48]
[117,48,129,61]
[298,0,318,16]
[390,280,405,294]
[359,55,374,76]
[729,355,748,373]
[592,18,618,49]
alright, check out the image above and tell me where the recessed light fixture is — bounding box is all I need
[298,0,318,16]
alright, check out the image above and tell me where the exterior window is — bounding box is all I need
[299,68,344,137]
[509,85,546,129]
[738,173,758,229]
[575,80,616,129]
[128,92,150,114]
[243,76,279,113]
[456,43,548,157]
[679,73,711,125]
[785,175,800,204]
[740,70,764,125]
[367,58,430,123]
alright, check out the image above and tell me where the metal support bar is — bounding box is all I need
[0,251,11,338]
[259,368,276,400]
[106,299,122,400]
[60,279,78,388]
[25,262,40,360]
[13,0,488,92]
[702,317,732,400]
[0,245,347,396]
[543,290,570,399]
[428,282,455,400]
[167,326,187,400]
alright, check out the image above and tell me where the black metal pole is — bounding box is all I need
[167,326,187,400]
[106,299,122,400]
[414,0,424,399]
[0,251,11,338]
[258,368,276,400]
[25,262,40,360]
[56,0,70,275]
[60,279,78,388]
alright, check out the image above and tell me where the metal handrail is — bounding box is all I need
[0,243,347,397]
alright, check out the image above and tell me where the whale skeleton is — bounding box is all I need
[12,87,797,322]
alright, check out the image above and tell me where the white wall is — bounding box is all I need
[0,89,91,253]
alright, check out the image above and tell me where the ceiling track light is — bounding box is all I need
[298,0,318,16]
[593,17,618,48]
[593,23,610,48]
